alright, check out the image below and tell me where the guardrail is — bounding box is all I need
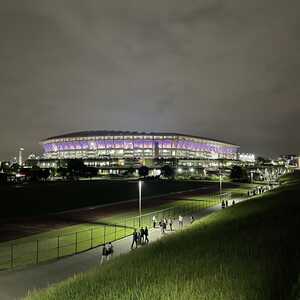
[0,193,231,270]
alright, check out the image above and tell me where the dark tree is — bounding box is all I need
[10,163,20,173]
[57,167,68,179]
[256,156,271,165]
[0,161,10,172]
[66,159,85,180]
[230,166,249,182]
[82,166,98,178]
[161,165,175,179]
[0,173,8,185]
[124,167,135,177]
[40,169,50,181]
[138,166,149,178]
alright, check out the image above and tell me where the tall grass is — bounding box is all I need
[26,174,300,300]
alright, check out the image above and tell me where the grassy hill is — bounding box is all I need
[26,172,300,300]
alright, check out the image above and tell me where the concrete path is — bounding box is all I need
[0,198,244,300]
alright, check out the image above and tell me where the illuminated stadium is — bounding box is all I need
[40,131,239,171]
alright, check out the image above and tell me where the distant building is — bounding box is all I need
[239,153,255,163]
[278,154,298,167]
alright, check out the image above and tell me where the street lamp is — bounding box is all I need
[219,169,222,202]
[250,170,254,183]
[138,180,142,227]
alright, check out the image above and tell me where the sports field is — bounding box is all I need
[0,195,220,270]
[0,181,254,270]
[0,179,221,219]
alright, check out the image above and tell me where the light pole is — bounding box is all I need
[250,170,254,183]
[138,180,142,228]
[219,168,222,202]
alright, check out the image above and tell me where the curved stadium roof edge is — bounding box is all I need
[41,130,239,147]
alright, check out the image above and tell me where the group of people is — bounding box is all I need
[101,212,200,264]
[221,199,235,209]
[100,242,113,264]
[248,185,272,196]
[131,226,149,249]
[151,215,186,233]
[158,217,172,233]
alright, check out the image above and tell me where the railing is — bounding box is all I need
[0,193,231,270]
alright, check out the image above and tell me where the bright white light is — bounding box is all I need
[189,167,195,173]
[15,173,25,178]
[177,168,183,173]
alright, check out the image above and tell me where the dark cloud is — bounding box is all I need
[0,0,299,159]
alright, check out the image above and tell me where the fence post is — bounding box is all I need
[10,244,13,269]
[75,232,78,254]
[57,236,60,258]
[36,240,39,264]
[91,228,93,248]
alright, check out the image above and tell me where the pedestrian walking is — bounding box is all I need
[107,242,113,260]
[159,220,163,233]
[162,220,167,233]
[137,230,141,245]
[168,218,173,231]
[163,217,167,226]
[140,227,145,243]
[232,200,235,206]
[100,243,108,264]
[190,215,195,224]
[221,200,225,209]
[225,200,228,208]
[131,229,138,249]
[152,215,156,228]
[178,215,183,229]
[144,226,149,244]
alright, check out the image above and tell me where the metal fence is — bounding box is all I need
[0,192,231,270]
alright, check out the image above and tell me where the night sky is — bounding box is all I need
[1,0,299,160]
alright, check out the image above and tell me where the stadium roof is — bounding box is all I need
[42,130,239,147]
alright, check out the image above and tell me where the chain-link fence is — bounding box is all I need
[0,193,231,270]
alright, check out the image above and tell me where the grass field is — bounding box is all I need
[0,183,255,270]
[0,180,227,218]
[25,172,300,300]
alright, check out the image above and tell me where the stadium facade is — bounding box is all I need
[37,131,239,173]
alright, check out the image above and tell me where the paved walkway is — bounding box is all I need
[0,199,244,300]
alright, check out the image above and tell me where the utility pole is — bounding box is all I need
[138,180,142,227]
[219,168,222,202]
